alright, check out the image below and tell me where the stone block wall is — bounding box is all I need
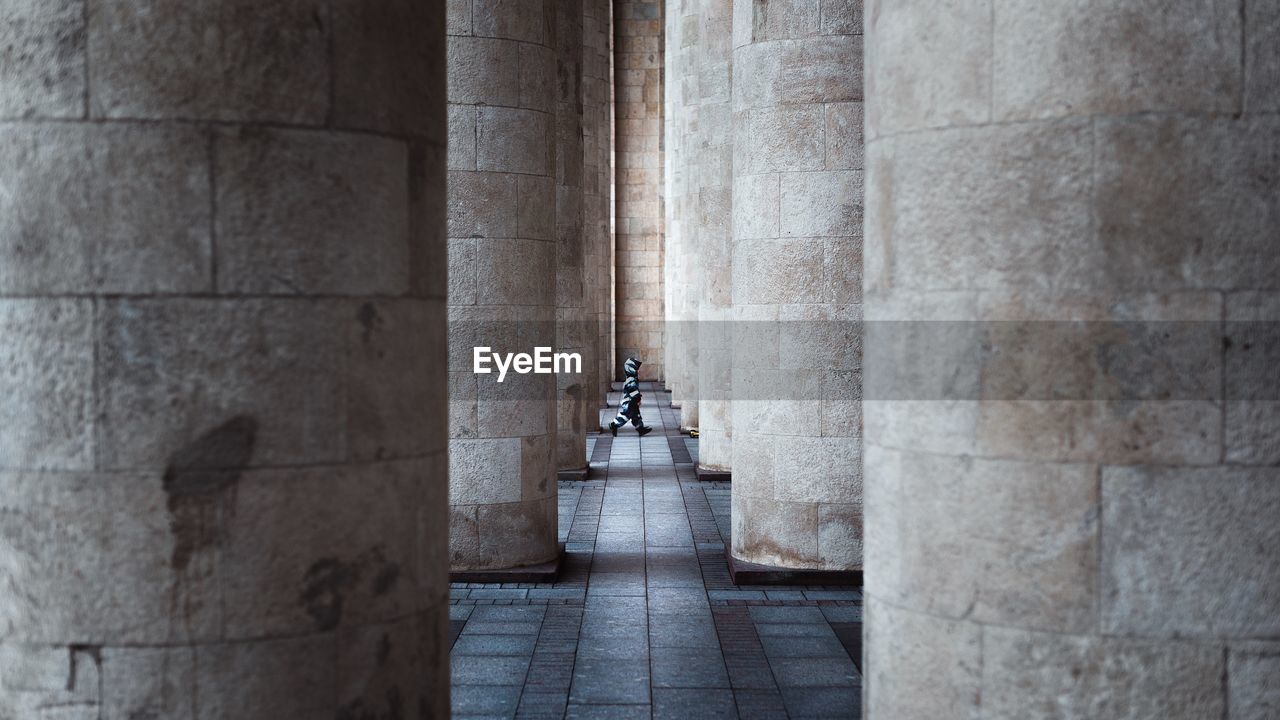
[863,0,1280,716]
[614,0,666,380]
[0,1,450,716]
[447,0,561,571]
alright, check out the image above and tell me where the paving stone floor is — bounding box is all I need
[450,384,863,719]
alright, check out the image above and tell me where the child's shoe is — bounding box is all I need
[637,426,653,437]
[609,421,619,437]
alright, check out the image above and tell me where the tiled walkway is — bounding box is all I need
[450,384,863,719]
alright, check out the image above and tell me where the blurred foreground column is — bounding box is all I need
[864,1,1280,716]
[0,1,450,716]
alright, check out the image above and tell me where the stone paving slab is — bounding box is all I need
[450,385,862,719]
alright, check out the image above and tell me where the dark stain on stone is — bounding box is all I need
[372,562,400,596]
[300,545,399,631]
[300,557,357,631]
[358,302,383,343]
[335,687,403,720]
[376,633,391,666]
[163,416,257,572]
[66,645,101,692]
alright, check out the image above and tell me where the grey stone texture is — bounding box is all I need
[864,0,1280,716]
[615,0,666,380]
[689,0,736,475]
[663,0,702,430]
[583,0,616,409]
[0,1,450,717]
[558,0,591,471]
[729,0,863,571]
[448,0,560,570]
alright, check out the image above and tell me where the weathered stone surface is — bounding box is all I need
[992,0,1242,121]
[866,3,1280,716]
[732,494,819,567]
[477,106,553,175]
[864,598,981,720]
[450,438,524,506]
[474,238,557,307]
[1246,1,1280,113]
[333,0,444,139]
[1094,115,1280,291]
[447,0,559,571]
[472,0,551,43]
[97,299,345,469]
[4,1,450,714]
[449,171,519,239]
[865,0,991,138]
[0,123,211,295]
[731,174,779,239]
[88,0,329,122]
[0,0,85,119]
[215,129,411,295]
[0,643,99,718]
[0,471,221,644]
[730,0,863,572]
[0,300,94,471]
[732,35,862,111]
[867,120,1094,292]
[346,299,447,461]
[866,445,1098,633]
[1102,466,1280,639]
[824,102,864,170]
[447,37,521,107]
[779,170,862,237]
[221,461,428,637]
[1231,646,1280,720]
[982,628,1225,720]
[733,239,824,304]
[475,498,558,569]
[338,611,447,720]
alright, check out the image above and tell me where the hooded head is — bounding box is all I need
[623,357,642,378]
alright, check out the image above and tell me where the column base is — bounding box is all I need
[727,553,862,586]
[557,467,589,481]
[449,543,565,584]
[696,465,731,482]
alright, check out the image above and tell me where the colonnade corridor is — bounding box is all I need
[448,384,862,719]
[3,0,1279,718]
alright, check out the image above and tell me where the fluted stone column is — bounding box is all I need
[0,2,449,717]
[729,0,864,570]
[696,0,735,477]
[664,0,702,431]
[584,0,615,415]
[557,0,589,475]
[864,1,1280,717]
[447,0,559,570]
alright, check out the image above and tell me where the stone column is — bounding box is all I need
[665,0,702,431]
[0,2,449,717]
[615,0,665,380]
[729,0,864,571]
[557,0,589,476]
[696,0,735,477]
[864,1,1280,717]
[584,0,615,416]
[447,0,560,570]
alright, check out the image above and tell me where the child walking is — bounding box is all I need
[609,357,653,436]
